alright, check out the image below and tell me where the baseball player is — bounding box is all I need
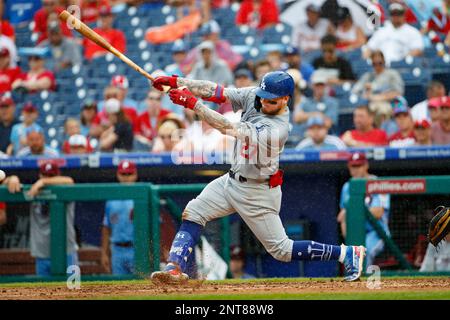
[4,160,78,276]
[101,160,137,275]
[150,71,366,283]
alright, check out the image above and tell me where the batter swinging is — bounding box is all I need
[150,71,365,283]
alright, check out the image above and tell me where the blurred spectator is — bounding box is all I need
[235,0,279,30]
[312,34,356,85]
[295,116,346,151]
[428,98,443,123]
[234,68,255,88]
[99,98,134,152]
[431,96,450,145]
[420,5,450,44]
[291,4,334,53]
[411,81,446,122]
[108,75,138,111]
[283,46,314,83]
[135,89,173,147]
[364,3,424,64]
[92,86,138,137]
[61,118,94,154]
[0,18,15,40]
[33,0,73,44]
[4,160,78,276]
[0,48,21,94]
[165,40,189,77]
[341,104,388,147]
[188,40,233,87]
[84,5,126,60]
[39,20,82,71]
[80,99,98,137]
[181,20,243,73]
[351,50,404,122]
[7,102,42,156]
[254,59,272,82]
[81,0,111,24]
[419,234,450,272]
[229,245,255,279]
[0,96,18,154]
[266,49,288,72]
[286,67,307,110]
[293,70,339,137]
[338,152,390,270]
[16,128,59,157]
[12,48,56,93]
[170,0,211,23]
[335,7,367,51]
[101,160,138,275]
[151,119,184,153]
[66,134,92,154]
[413,119,432,146]
[388,97,416,147]
[0,29,17,68]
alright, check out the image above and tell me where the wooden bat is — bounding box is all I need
[59,10,155,83]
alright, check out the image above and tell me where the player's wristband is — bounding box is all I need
[203,85,226,104]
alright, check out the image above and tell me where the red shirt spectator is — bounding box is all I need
[84,6,126,60]
[136,109,172,142]
[388,130,415,145]
[93,107,138,130]
[426,9,450,42]
[431,97,450,145]
[33,0,73,44]
[0,21,15,40]
[236,0,279,30]
[12,50,56,93]
[0,48,21,93]
[341,105,388,147]
[348,128,388,145]
[81,0,110,24]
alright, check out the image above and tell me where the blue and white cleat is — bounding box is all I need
[343,245,366,282]
[151,263,189,284]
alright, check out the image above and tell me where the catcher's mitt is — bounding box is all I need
[428,206,450,247]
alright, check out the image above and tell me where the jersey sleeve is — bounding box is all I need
[103,202,111,228]
[339,182,349,210]
[367,193,390,210]
[0,202,6,210]
[224,87,255,112]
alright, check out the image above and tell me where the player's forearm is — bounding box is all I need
[177,78,217,99]
[40,176,74,186]
[101,226,111,255]
[193,101,249,140]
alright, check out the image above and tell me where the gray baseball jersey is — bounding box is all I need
[30,201,78,259]
[225,87,290,179]
[183,87,294,263]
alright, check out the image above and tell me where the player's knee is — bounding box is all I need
[265,240,292,262]
[183,201,208,227]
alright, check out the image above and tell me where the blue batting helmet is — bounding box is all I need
[255,71,295,99]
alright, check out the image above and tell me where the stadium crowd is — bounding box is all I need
[1,0,450,158]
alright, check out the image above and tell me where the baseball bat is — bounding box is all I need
[59,10,155,83]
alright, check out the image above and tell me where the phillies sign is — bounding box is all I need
[366,179,426,194]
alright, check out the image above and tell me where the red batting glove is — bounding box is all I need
[169,88,198,110]
[152,75,178,91]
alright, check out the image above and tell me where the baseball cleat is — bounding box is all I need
[151,263,189,284]
[343,245,366,282]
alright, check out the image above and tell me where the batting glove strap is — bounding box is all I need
[169,88,198,110]
[152,75,178,91]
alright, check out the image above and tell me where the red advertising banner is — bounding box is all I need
[366,179,426,194]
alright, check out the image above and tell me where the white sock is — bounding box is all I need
[338,244,347,263]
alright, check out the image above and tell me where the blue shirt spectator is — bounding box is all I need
[296,116,346,150]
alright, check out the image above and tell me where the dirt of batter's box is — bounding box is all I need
[0,278,449,300]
